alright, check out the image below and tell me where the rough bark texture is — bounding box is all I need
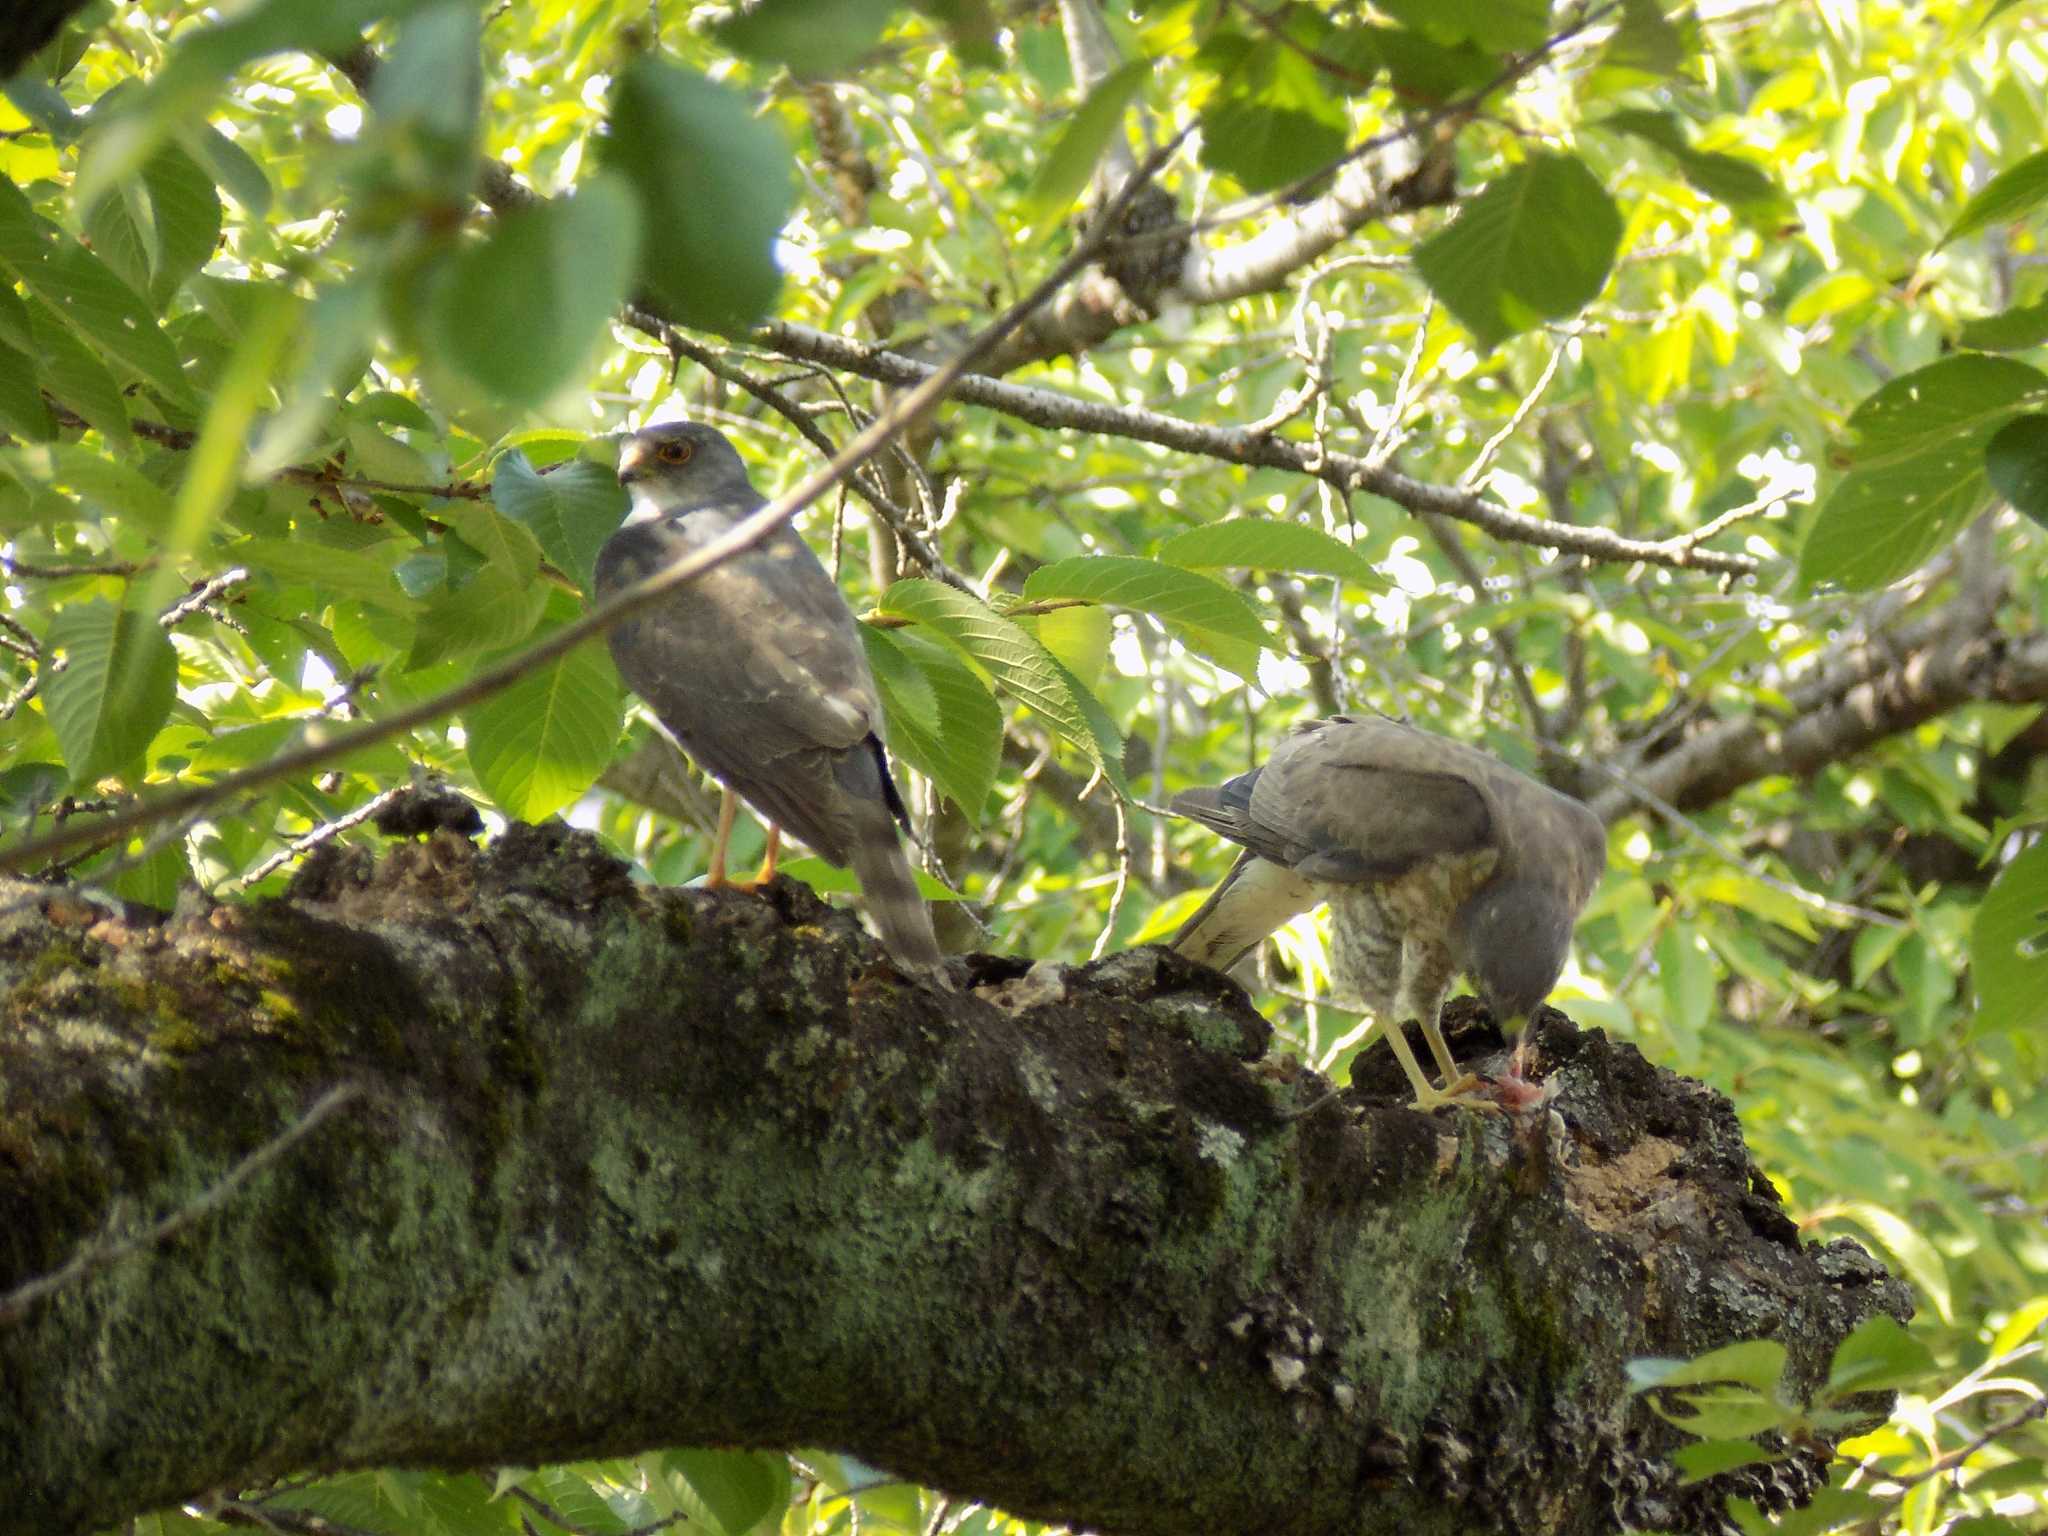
[0,826,1909,1536]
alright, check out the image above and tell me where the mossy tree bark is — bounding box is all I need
[0,826,1908,1536]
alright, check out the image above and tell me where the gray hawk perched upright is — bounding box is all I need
[595,421,943,970]
[1169,714,1606,1109]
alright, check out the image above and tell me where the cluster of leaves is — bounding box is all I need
[4,0,2048,1532]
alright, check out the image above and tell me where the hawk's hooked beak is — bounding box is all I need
[616,438,653,487]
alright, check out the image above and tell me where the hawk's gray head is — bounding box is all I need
[616,422,757,520]
[1454,796,1607,1028]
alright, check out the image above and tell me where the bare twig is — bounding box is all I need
[158,567,250,629]
[0,1083,363,1327]
[2,552,145,579]
[224,784,413,891]
[750,320,1760,575]
[1459,335,1573,491]
[1886,1395,2048,1495]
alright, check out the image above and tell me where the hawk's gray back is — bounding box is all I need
[595,421,941,968]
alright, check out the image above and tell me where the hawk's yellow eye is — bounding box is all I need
[657,439,694,465]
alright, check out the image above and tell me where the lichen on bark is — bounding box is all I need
[0,825,1908,1536]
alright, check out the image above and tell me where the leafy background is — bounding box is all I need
[4,0,2048,1532]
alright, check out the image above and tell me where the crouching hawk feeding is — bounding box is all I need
[1170,715,1606,1110]
[595,422,943,971]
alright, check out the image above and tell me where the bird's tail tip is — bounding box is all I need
[851,834,945,974]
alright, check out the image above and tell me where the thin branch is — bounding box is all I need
[224,784,413,892]
[1887,1395,2048,1495]
[1459,335,1572,490]
[2,552,145,579]
[0,1083,364,1327]
[0,142,1187,876]
[158,567,249,629]
[751,319,1761,575]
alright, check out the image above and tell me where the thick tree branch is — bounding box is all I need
[1593,612,2048,819]
[2,830,1906,1536]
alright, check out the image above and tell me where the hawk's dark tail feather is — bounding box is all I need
[847,794,944,969]
[870,734,915,833]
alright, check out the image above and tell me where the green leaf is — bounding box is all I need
[1022,555,1269,677]
[1197,56,1348,192]
[1671,1439,1780,1486]
[1413,153,1622,349]
[1784,270,1878,327]
[1943,146,2048,248]
[1650,1388,1794,1440]
[715,0,897,74]
[1690,872,1820,941]
[9,442,176,532]
[415,1471,521,1536]
[1158,518,1389,590]
[1020,59,1151,230]
[601,57,792,336]
[407,568,549,670]
[1372,0,1552,50]
[1627,1338,1788,1394]
[1972,836,2048,1037]
[78,140,222,306]
[247,277,381,479]
[913,0,1000,65]
[422,175,640,408]
[42,598,178,783]
[863,624,1002,821]
[1370,26,1498,100]
[0,175,194,407]
[1800,355,2048,590]
[138,143,223,303]
[1986,412,2048,527]
[0,281,31,353]
[442,503,543,585]
[464,637,622,821]
[1030,601,1111,685]
[666,1449,792,1536]
[877,577,1126,787]
[1958,301,2048,351]
[0,337,53,441]
[80,172,154,299]
[1602,112,1788,217]
[73,0,437,212]
[368,2,483,200]
[493,452,625,595]
[1671,149,1784,216]
[1600,0,1687,76]
[26,300,129,442]
[1822,1314,1937,1397]
[178,121,272,217]
[232,536,418,611]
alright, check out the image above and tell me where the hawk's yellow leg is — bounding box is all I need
[751,825,782,886]
[1420,1017,1487,1100]
[706,789,782,890]
[705,789,739,888]
[1380,1021,1497,1113]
